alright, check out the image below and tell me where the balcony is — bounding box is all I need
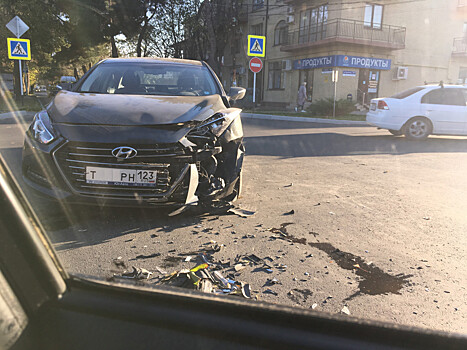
[237,4,249,22]
[281,18,406,52]
[458,0,467,14]
[453,37,467,56]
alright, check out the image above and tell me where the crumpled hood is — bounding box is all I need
[47,91,226,126]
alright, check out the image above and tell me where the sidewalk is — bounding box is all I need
[241,112,369,126]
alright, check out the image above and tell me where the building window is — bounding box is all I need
[251,23,264,36]
[274,21,288,45]
[253,0,264,11]
[364,4,383,29]
[459,67,467,84]
[268,62,284,90]
[299,5,328,44]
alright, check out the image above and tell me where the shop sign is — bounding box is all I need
[321,68,332,74]
[336,55,391,70]
[294,55,335,70]
[294,55,391,71]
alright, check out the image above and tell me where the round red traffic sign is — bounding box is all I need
[249,57,263,73]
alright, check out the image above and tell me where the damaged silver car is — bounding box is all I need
[22,58,246,208]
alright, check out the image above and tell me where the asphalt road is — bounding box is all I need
[0,114,466,334]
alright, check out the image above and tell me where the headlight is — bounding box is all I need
[196,110,241,137]
[32,111,55,144]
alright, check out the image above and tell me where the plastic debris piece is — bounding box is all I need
[329,212,335,215]
[189,271,201,286]
[284,183,293,187]
[241,283,251,298]
[155,266,167,274]
[341,306,351,315]
[234,263,246,272]
[213,271,230,287]
[228,207,256,218]
[199,279,213,293]
[283,210,295,216]
[185,256,193,262]
[245,254,263,264]
[311,303,318,310]
[263,289,278,296]
[113,257,125,267]
[190,263,209,272]
[423,216,431,220]
[118,267,153,280]
[200,254,210,264]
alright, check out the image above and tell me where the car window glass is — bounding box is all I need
[420,88,464,106]
[444,89,465,106]
[461,89,467,106]
[77,63,219,96]
[390,87,424,99]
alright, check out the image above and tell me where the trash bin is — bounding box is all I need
[347,93,353,101]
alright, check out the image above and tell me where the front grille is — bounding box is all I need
[53,142,192,199]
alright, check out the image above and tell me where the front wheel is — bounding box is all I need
[404,117,431,140]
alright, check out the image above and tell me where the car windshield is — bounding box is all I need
[1,0,467,341]
[77,63,220,96]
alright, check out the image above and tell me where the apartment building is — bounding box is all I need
[222,0,467,108]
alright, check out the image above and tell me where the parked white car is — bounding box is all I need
[366,84,467,140]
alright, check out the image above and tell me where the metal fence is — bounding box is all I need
[453,37,467,54]
[285,18,406,48]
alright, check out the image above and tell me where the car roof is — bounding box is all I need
[100,57,204,66]
[417,84,467,89]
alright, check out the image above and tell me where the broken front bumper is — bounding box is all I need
[22,121,244,208]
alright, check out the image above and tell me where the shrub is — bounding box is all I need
[307,98,355,117]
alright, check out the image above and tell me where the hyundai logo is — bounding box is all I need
[112,146,137,160]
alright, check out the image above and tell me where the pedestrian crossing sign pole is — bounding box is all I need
[247,35,266,57]
[6,16,30,97]
[7,38,31,60]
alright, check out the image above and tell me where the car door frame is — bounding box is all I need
[420,87,467,135]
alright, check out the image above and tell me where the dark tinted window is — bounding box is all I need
[77,63,220,96]
[421,88,466,106]
[390,87,424,99]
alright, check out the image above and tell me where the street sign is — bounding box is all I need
[249,57,263,73]
[6,16,29,38]
[247,35,265,57]
[7,38,31,60]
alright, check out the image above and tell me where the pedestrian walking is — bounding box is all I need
[296,82,307,112]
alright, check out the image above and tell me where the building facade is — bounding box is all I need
[221,0,467,108]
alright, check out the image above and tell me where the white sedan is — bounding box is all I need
[366,84,467,140]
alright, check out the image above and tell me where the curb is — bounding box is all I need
[241,112,369,126]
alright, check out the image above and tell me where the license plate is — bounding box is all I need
[85,166,157,186]
[370,103,376,111]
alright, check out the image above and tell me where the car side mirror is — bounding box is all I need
[228,87,246,101]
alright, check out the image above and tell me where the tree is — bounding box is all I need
[183,0,241,76]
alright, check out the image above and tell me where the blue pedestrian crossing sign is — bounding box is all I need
[247,35,265,57]
[7,38,31,60]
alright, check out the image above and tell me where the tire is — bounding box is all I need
[404,117,432,140]
[388,129,403,136]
